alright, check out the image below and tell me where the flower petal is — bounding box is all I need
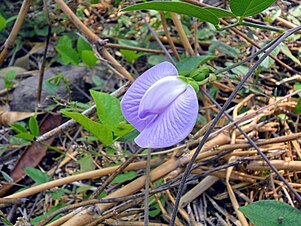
[121,62,178,132]
[138,76,187,119]
[135,85,198,148]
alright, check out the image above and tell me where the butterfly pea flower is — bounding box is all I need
[121,62,198,148]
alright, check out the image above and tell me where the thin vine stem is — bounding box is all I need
[169,25,301,226]
[144,148,152,226]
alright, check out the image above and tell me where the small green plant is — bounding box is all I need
[54,35,97,68]
[62,90,135,146]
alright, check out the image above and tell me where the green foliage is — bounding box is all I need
[43,74,71,96]
[3,70,16,89]
[25,167,50,185]
[208,40,239,58]
[50,188,71,200]
[15,132,35,141]
[55,45,79,65]
[147,55,167,66]
[111,171,137,184]
[0,13,6,31]
[176,56,215,74]
[230,0,276,18]
[62,111,113,145]
[259,45,280,69]
[149,196,165,217]
[90,90,125,131]
[11,121,36,142]
[118,39,148,62]
[294,83,301,114]
[279,43,301,65]
[81,50,97,68]
[77,37,92,53]
[62,90,134,146]
[78,155,95,172]
[295,98,301,114]
[29,115,39,136]
[11,123,27,134]
[123,2,235,27]
[1,171,14,183]
[31,203,67,225]
[55,35,99,67]
[239,200,301,226]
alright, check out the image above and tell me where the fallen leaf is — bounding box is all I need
[0,110,37,126]
[0,113,61,197]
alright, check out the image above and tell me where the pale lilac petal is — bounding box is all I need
[135,85,198,148]
[139,76,187,119]
[121,62,178,132]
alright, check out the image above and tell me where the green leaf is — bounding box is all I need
[111,171,137,184]
[31,203,67,225]
[225,62,249,76]
[29,116,39,136]
[147,55,167,66]
[81,50,97,68]
[176,56,215,74]
[239,200,301,226]
[11,123,27,134]
[123,2,220,26]
[230,0,276,17]
[114,123,134,137]
[259,45,280,69]
[62,111,113,145]
[0,13,7,31]
[90,90,125,131]
[294,83,301,97]
[4,70,16,89]
[120,49,147,63]
[149,196,165,217]
[15,132,35,141]
[58,35,72,48]
[117,129,139,142]
[25,167,50,185]
[1,171,14,183]
[280,43,301,65]
[204,7,235,18]
[77,37,92,54]
[295,98,301,114]
[78,155,95,172]
[55,45,79,65]
[208,40,239,58]
[51,188,71,200]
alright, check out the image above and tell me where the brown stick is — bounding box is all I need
[57,132,231,226]
[54,0,134,81]
[159,12,181,61]
[170,13,194,56]
[247,160,301,171]
[4,160,156,199]
[0,0,31,65]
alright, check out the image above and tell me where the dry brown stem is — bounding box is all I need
[0,0,31,64]
[247,160,301,171]
[50,132,231,225]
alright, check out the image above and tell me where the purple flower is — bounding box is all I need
[121,62,198,148]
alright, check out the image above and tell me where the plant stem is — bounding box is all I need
[0,0,31,65]
[144,148,152,226]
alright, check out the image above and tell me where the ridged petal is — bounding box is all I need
[121,62,178,132]
[135,85,198,148]
[139,76,187,119]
